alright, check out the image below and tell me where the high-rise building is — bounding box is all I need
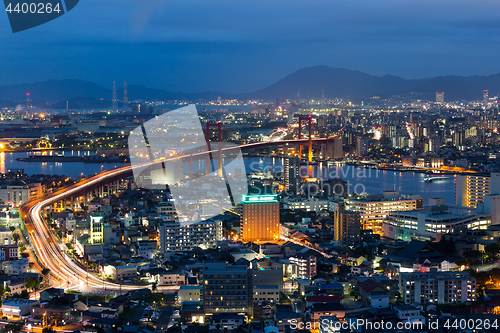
[436,91,444,104]
[159,219,222,252]
[484,89,489,104]
[356,137,368,156]
[201,262,249,315]
[333,207,361,245]
[333,138,343,159]
[284,157,300,194]
[456,173,500,208]
[240,195,280,242]
[400,270,476,305]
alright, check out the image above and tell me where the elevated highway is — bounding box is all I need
[21,138,333,293]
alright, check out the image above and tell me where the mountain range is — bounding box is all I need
[1,65,500,108]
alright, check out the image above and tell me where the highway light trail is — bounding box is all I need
[22,139,331,293]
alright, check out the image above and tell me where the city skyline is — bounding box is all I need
[1,1,500,331]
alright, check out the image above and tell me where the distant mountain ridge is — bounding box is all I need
[246,65,500,101]
[1,66,500,108]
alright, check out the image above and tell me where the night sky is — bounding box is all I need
[1,0,500,93]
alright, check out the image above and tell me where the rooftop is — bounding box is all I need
[3,298,38,306]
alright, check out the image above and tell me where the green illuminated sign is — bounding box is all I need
[242,195,278,203]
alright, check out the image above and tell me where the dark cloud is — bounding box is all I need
[1,0,500,93]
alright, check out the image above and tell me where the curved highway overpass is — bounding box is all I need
[21,138,332,294]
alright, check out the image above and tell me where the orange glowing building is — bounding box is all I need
[240,195,280,242]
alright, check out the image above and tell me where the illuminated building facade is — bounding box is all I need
[202,262,249,315]
[456,173,500,208]
[240,195,280,242]
[333,207,361,245]
[284,157,300,194]
[383,205,491,242]
[90,215,104,245]
[400,270,476,305]
[345,191,421,235]
[159,219,222,252]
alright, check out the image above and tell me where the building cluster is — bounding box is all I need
[3,93,500,331]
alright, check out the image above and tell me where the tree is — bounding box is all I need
[42,268,51,276]
[226,253,235,264]
[19,289,29,299]
[152,282,157,293]
[12,232,20,244]
[284,212,295,223]
[486,243,500,259]
[26,277,41,291]
[4,322,23,333]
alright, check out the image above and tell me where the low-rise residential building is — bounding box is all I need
[2,258,28,275]
[136,240,157,259]
[253,285,280,303]
[358,279,389,308]
[309,303,345,322]
[0,182,44,208]
[392,304,421,320]
[154,271,185,286]
[0,244,18,261]
[178,285,201,303]
[31,303,73,323]
[2,298,39,317]
[209,314,245,331]
[103,265,137,282]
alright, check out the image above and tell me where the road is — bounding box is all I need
[21,164,179,294]
[280,235,332,258]
[21,139,333,294]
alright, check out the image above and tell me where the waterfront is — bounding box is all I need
[3,152,456,205]
[0,150,125,178]
[246,157,457,206]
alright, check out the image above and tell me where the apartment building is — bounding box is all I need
[201,262,249,315]
[289,251,317,279]
[400,270,476,305]
[456,173,500,208]
[159,219,222,252]
[333,207,361,245]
